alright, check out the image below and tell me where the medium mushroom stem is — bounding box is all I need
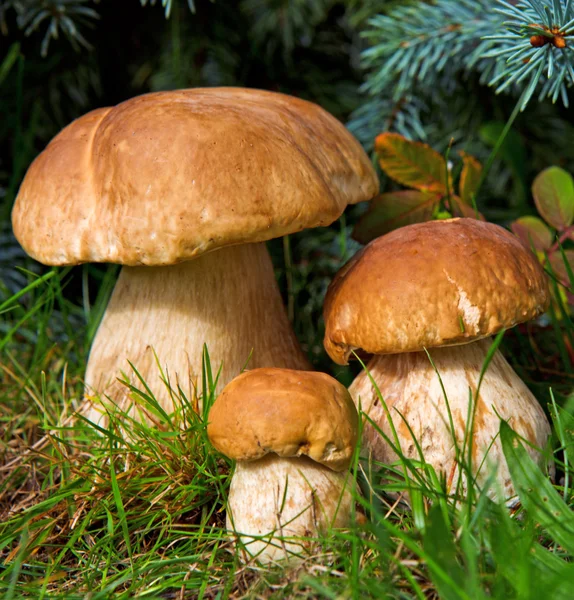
[84,242,311,424]
[228,454,355,564]
[349,339,552,500]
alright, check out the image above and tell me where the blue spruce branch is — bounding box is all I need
[353,0,574,145]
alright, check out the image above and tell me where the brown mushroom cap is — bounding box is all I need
[207,368,358,471]
[12,88,378,267]
[324,218,550,365]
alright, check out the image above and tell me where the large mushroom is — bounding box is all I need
[207,368,359,563]
[323,218,552,501]
[11,88,378,424]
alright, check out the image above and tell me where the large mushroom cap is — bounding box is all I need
[324,218,550,365]
[207,368,358,471]
[12,87,378,267]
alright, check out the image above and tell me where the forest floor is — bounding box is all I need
[0,254,573,599]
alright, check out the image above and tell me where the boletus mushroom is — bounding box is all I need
[323,218,552,501]
[207,368,359,563]
[11,88,378,424]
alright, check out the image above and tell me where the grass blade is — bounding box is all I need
[500,420,574,553]
[423,505,470,600]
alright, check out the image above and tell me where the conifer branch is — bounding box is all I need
[1,0,99,56]
[476,0,574,108]
[353,0,574,145]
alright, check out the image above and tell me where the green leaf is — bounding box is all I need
[447,197,485,220]
[352,190,440,244]
[510,216,553,251]
[374,133,448,193]
[484,503,538,598]
[458,151,482,205]
[552,405,574,453]
[0,43,21,87]
[532,167,574,230]
[550,399,573,502]
[423,505,469,600]
[529,547,574,600]
[484,500,574,599]
[500,420,574,554]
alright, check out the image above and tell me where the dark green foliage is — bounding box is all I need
[0,1,99,56]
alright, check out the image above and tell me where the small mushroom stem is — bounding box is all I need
[227,454,355,564]
[84,243,311,424]
[350,338,552,501]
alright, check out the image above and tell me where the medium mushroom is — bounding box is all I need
[11,88,378,424]
[207,367,359,563]
[323,218,552,501]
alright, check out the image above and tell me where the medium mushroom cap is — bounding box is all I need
[207,368,358,472]
[12,87,378,267]
[324,218,550,365]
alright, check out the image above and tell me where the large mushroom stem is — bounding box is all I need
[84,243,310,424]
[228,454,355,564]
[350,338,552,500]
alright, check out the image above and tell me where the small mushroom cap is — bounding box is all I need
[12,88,378,267]
[324,218,550,365]
[207,368,358,471]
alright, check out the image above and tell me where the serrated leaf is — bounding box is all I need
[374,132,448,193]
[447,197,485,220]
[353,191,440,244]
[458,151,482,205]
[532,167,574,230]
[511,216,553,251]
[500,420,574,554]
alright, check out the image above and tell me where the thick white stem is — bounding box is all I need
[349,339,552,501]
[227,454,355,564]
[84,243,310,424]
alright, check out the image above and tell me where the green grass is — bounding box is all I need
[0,258,573,599]
[2,2,574,595]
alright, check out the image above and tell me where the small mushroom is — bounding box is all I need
[207,368,359,563]
[11,88,378,424]
[323,218,552,501]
